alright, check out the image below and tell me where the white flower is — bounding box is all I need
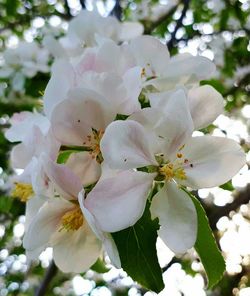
[44,10,143,58]
[84,89,245,253]
[23,157,120,272]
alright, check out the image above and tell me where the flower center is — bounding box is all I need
[83,128,104,161]
[11,182,34,202]
[158,152,190,181]
[60,206,83,232]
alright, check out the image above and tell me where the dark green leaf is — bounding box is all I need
[112,203,164,293]
[188,191,225,289]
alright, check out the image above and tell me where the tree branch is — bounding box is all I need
[167,0,190,50]
[143,3,179,34]
[35,261,58,296]
[64,0,72,18]
[208,184,250,230]
[79,0,86,9]
[110,0,122,21]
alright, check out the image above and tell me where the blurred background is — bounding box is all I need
[0,0,249,295]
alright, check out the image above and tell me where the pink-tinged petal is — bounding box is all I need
[101,120,158,170]
[188,85,224,129]
[129,35,170,75]
[51,88,115,146]
[44,60,75,119]
[43,156,83,200]
[78,191,121,268]
[23,199,71,251]
[150,182,197,253]
[85,170,155,232]
[180,136,246,189]
[66,152,101,186]
[52,222,102,273]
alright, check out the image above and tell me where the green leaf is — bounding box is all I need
[112,203,164,293]
[0,196,13,213]
[188,192,225,289]
[91,258,110,273]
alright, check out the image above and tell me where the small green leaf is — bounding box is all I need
[0,196,13,213]
[188,192,226,289]
[112,203,164,293]
[91,258,110,273]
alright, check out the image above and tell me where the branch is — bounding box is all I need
[64,0,72,18]
[110,0,122,21]
[167,0,190,50]
[208,184,250,230]
[79,0,86,9]
[143,3,179,34]
[35,261,58,296]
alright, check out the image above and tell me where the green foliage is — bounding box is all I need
[112,202,164,293]
[188,191,226,289]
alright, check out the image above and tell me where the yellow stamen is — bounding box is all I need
[11,182,34,202]
[60,207,83,231]
[159,163,187,181]
[177,153,183,158]
[84,129,104,161]
[141,67,146,78]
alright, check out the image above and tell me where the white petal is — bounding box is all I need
[52,222,101,273]
[66,152,101,186]
[23,199,70,251]
[51,88,114,146]
[153,89,194,159]
[78,191,121,268]
[43,60,75,118]
[188,85,224,129]
[129,35,170,75]
[101,120,158,170]
[181,136,246,189]
[150,182,197,253]
[85,170,155,232]
[119,22,144,40]
[43,156,82,200]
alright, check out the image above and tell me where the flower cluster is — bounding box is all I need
[5,11,245,274]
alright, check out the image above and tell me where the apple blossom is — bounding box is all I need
[23,157,120,272]
[84,89,245,253]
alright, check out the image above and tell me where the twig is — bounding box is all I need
[79,0,86,9]
[110,0,122,21]
[35,261,58,296]
[167,0,190,50]
[64,0,72,18]
[143,3,180,34]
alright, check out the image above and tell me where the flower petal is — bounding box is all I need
[52,223,102,273]
[188,85,224,129]
[101,120,158,170]
[78,191,121,268]
[43,156,82,200]
[23,199,70,251]
[44,60,75,118]
[181,136,246,189]
[129,35,170,75]
[66,152,101,186]
[150,182,197,253]
[85,170,155,232]
[51,88,114,146]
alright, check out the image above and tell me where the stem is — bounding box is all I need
[167,0,190,50]
[35,261,58,296]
